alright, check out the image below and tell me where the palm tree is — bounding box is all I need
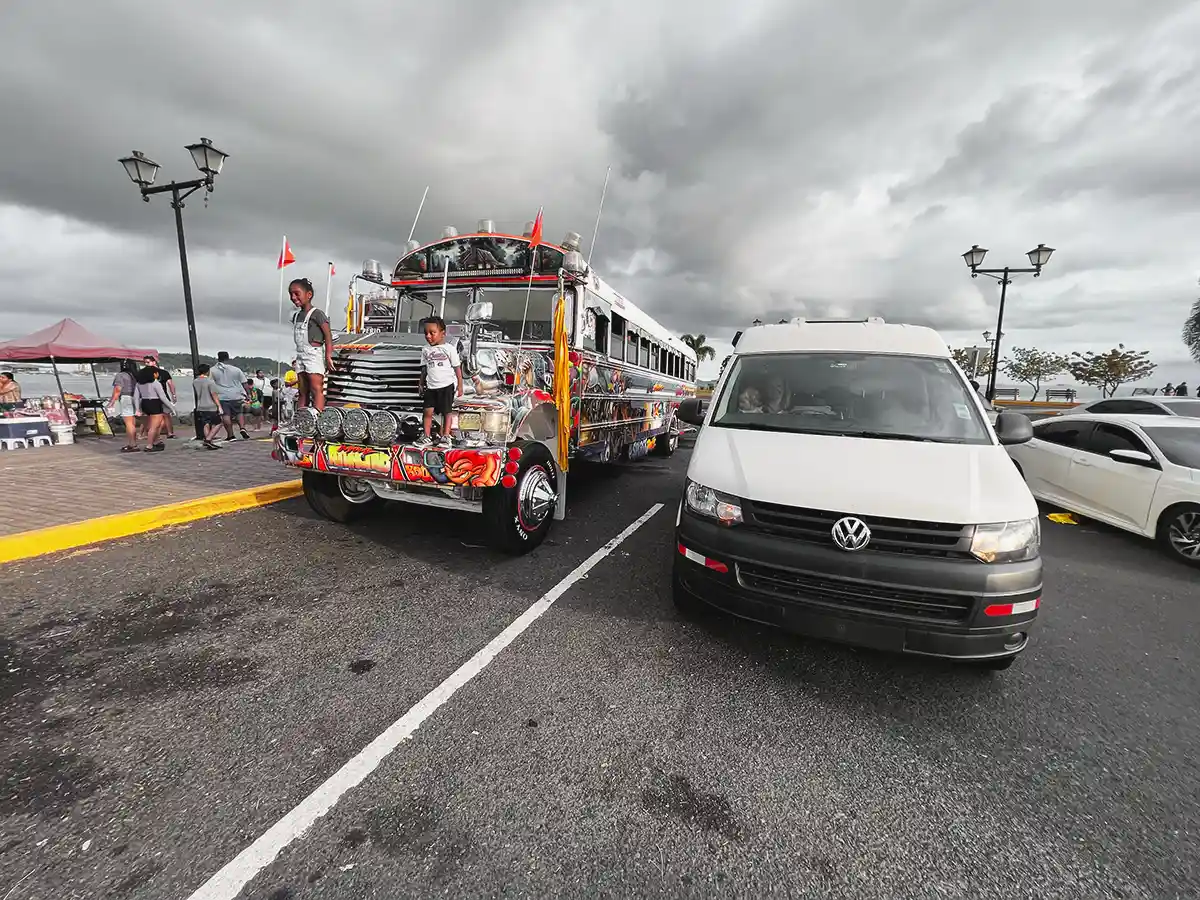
[680,333,716,362]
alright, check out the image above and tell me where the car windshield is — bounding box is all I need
[1143,427,1200,469]
[710,351,991,444]
[1161,399,1200,416]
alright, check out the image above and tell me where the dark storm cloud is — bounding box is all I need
[1,0,1199,374]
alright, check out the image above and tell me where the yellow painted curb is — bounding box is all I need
[0,479,303,566]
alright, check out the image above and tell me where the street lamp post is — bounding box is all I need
[961,243,1055,401]
[119,139,229,442]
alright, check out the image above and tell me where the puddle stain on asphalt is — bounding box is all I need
[0,580,263,820]
[640,772,743,842]
[348,659,376,675]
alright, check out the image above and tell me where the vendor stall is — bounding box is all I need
[0,318,156,445]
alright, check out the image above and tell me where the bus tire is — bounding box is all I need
[651,418,679,458]
[302,471,380,523]
[483,442,558,554]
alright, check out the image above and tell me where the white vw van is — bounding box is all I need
[674,318,1042,670]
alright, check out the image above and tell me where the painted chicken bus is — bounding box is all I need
[274,220,698,553]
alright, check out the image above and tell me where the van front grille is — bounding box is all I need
[737,563,974,622]
[743,500,973,559]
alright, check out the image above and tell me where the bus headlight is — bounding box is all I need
[368,410,398,445]
[342,408,370,442]
[970,517,1040,563]
[317,407,345,440]
[294,407,318,437]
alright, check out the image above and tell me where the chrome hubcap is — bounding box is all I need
[339,476,376,504]
[1168,511,1200,559]
[517,466,556,530]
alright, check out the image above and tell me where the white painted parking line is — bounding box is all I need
[187,502,666,900]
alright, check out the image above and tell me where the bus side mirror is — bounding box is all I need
[678,398,706,426]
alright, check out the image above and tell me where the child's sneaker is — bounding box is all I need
[436,435,453,448]
[414,435,433,447]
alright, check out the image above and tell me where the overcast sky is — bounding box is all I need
[2,0,1198,385]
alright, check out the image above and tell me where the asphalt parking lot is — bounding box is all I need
[2,449,1198,899]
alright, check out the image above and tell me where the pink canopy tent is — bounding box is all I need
[0,318,158,404]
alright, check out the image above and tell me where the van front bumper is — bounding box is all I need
[674,512,1042,661]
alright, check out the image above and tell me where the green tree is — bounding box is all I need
[951,346,993,378]
[1067,345,1157,398]
[680,334,716,362]
[1183,281,1200,363]
[1000,347,1069,401]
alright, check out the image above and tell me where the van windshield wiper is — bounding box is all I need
[829,430,943,442]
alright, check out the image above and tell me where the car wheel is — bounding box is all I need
[482,441,557,554]
[1157,503,1200,567]
[650,417,680,458]
[302,471,380,523]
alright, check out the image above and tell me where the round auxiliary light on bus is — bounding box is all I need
[294,407,318,437]
[317,407,345,439]
[477,219,495,234]
[361,259,382,281]
[342,408,370,442]
[404,240,420,253]
[442,225,458,239]
[561,232,582,252]
[368,410,398,445]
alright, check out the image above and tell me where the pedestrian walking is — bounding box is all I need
[134,365,175,451]
[211,351,251,441]
[107,359,140,453]
[192,364,223,449]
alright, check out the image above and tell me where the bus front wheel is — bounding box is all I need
[482,442,558,554]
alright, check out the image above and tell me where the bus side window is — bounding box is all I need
[651,344,660,373]
[640,336,651,369]
[627,327,639,365]
[610,313,626,362]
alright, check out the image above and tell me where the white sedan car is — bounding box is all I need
[1007,414,1200,566]
[1067,396,1200,417]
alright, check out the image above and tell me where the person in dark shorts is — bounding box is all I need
[417,316,463,447]
[143,355,176,438]
[192,364,223,449]
[134,365,174,451]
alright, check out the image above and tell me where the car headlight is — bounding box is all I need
[684,479,743,526]
[970,517,1040,563]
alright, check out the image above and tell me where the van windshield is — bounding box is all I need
[710,352,992,444]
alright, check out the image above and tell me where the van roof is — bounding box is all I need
[733,318,950,357]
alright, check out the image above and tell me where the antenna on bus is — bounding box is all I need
[407,185,430,244]
[585,165,612,268]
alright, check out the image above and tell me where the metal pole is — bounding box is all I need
[90,362,101,397]
[171,185,205,442]
[986,269,1009,401]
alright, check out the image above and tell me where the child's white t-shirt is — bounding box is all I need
[422,341,461,390]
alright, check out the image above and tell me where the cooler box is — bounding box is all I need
[0,417,52,442]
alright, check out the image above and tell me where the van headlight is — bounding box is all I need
[970,517,1040,563]
[684,479,743,526]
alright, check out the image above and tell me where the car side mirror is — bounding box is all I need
[677,397,706,427]
[1109,448,1157,467]
[994,411,1034,445]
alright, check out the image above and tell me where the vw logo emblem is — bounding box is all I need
[831,516,871,551]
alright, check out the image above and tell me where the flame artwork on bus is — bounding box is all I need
[273,218,697,553]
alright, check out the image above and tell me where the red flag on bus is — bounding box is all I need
[528,208,543,249]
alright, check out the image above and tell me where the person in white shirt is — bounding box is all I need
[418,316,463,447]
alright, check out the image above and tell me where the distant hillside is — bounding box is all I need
[92,353,287,375]
[155,352,287,373]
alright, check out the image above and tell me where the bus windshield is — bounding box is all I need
[711,351,992,444]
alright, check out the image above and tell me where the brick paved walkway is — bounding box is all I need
[0,433,293,537]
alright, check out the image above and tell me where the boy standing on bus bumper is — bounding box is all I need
[418,316,463,447]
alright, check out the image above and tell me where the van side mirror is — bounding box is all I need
[677,397,706,426]
[1109,448,1157,467]
[994,411,1034,445]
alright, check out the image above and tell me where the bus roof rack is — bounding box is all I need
[790,317,885,325]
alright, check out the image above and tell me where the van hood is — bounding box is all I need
[688,426,1037,524]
